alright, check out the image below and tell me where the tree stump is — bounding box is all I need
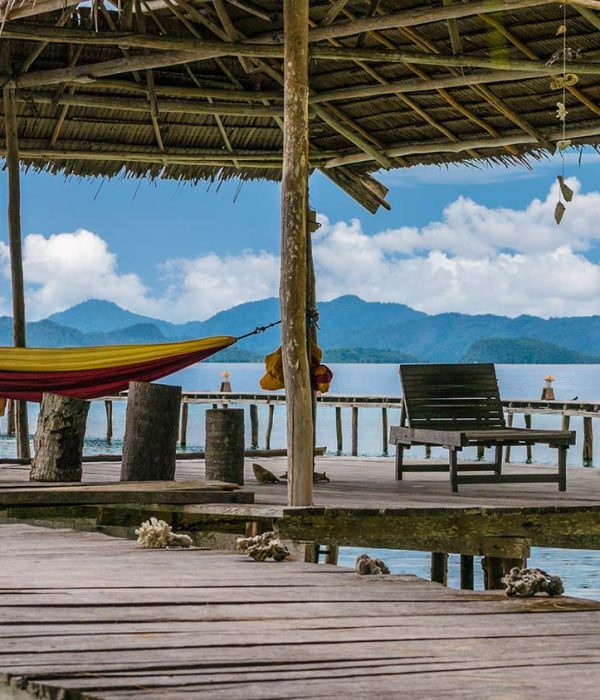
[120,382,181,482]
[30,393,90,482]
[205,408,244,485]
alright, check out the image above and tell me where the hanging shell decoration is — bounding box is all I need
[501,567,564,597]
[355,553,390,575]
[555,102,568,121]
[236,531,289,562]
[557,175,574,202]
[556,139,571,151]
[135,517,193,549]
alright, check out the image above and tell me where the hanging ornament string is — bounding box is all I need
[553,3,576,225]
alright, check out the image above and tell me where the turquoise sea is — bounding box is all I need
[4,362,600,598]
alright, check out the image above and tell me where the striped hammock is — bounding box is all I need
[0,336,236,401]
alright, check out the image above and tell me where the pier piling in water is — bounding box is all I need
[583,416,593,466]
[265,404,275,451]
[460,554,474,590]
[104,400,113,443]
[179,401,188,448]
[351,406,358,456]
[335,407,343,454]
[250,404,259,450]
[431,552,448,585]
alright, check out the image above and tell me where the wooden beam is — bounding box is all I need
[322,0,349,25]
[311,68,547,103]
[2,85,31,461]
[324,123,600,168]
[303,0,555,42]
[281,0,312,507]
[6,23,600,76]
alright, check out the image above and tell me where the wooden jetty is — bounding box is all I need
[2,522,600,700]
[3,457,600,590]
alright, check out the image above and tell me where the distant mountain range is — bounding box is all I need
[0,296,597,364]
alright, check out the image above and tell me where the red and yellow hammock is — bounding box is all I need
[0,336,236,402]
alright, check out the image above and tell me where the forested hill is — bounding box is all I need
[0,296,598,363]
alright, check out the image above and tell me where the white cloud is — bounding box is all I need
[158,251,280,322]
[4,178,600,322]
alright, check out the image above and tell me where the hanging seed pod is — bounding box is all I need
[558,175,574,202]
[557,139,572,151]
[554,201,566,225]
[556,24,567,36]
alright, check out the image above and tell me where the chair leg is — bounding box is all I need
[494,444,503,476]
[395,444,404,481]
[558,445,567,492]
[449,448,458,493]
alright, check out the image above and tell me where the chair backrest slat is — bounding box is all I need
[400,363,505,431]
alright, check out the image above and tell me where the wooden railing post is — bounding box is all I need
[381,407,388,456]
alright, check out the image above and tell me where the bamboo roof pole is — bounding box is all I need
[281,0,313,507]
[2,83,30,461]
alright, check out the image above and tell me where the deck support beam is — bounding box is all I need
[281,0,313,507]
[3,81,30,461]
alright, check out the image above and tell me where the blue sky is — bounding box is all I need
[2,149,600,322]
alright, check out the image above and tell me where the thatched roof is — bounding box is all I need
[1,0,600,211]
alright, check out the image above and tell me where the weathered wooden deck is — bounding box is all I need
[2,523,600,700]
[2,457,600,557]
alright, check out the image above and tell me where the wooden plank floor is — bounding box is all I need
[1,456,599,509]
[2,524,600,700]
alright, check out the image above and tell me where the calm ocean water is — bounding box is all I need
[5,362,600,598]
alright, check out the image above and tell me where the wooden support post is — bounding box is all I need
[505,411,514,462]
[324,544,339,565]
[3,82,30,461]
[104,400,113,443]
[381,407,388,456]
[30,394,90,482]
[120,382,181,481]
[281,0,312,507]
[351,406,358,456]
[562,411,571,432]
[306,216,318,478]
[431,552,448,585]
[250,404,259,449]
[583,416,593,467]
[524,414,532,463]
[335,406,343,454]
[460,554,474,590]
[477,445,485,461]
[7,399,15,436]
[265,404,274,450]
[425,444,432,459]
[481,556,505,590]
[179,401,189,448]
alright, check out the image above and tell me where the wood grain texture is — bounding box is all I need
[1,523,600,699]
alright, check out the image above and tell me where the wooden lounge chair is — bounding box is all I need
[389,363,575,493]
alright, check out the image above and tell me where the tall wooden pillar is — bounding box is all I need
[280,0,312,506]
[3,84,30,460]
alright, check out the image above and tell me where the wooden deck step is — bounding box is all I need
[0,480,254,505]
